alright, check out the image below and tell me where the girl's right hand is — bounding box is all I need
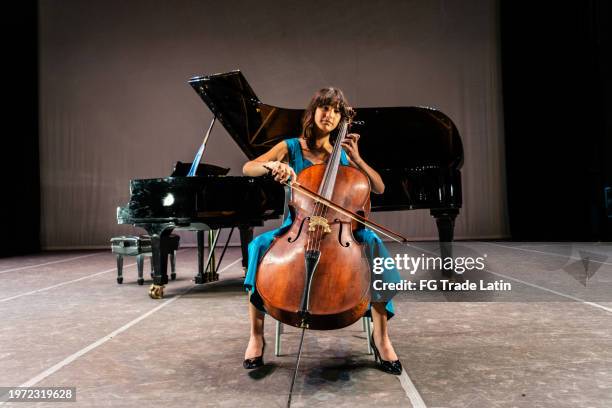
[266,161,296,184]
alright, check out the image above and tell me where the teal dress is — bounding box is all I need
[244,138,399,318]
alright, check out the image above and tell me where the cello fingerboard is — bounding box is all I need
[318,121,348,200]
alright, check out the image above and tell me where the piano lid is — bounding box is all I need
[189,70,463,170]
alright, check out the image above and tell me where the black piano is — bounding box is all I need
[117,70,463,291]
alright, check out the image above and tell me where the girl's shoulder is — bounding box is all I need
[284,137,303,154]
[284,137,301,146]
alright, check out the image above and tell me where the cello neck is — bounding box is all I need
[317,120,349,200]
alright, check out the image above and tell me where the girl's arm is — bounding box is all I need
[242,141,297,183]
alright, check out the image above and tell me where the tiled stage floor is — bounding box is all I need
[1,242,611,407]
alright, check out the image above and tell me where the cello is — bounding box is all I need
[255,117,373,331]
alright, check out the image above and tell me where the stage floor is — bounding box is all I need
[1,242,611,407]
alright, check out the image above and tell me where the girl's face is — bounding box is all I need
[314,104,341,135]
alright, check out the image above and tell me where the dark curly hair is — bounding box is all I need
[301,88,354,150]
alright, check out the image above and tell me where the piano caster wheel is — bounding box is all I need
[171,273,176,281]
[148,284,164,299]
[117,277,123,284]
[137,278,144,285]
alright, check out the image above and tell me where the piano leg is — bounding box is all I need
[149,226,174,288]
[196,230,205,282]
[239,226,253,274]
[431,209,459,278]
[195,229,221,284]
[208,230,217,281]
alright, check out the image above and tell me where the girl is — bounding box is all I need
[242,88,402,375]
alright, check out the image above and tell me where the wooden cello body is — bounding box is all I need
[255,125,372,330]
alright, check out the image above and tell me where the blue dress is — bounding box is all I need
[244,138,399,318]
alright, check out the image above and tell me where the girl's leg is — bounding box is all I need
[370,302,398,361]
[244,300,266,359]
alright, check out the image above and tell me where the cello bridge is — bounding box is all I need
[308,216,331,233]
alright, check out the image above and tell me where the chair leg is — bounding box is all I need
[150,255,154,278]
[275,320,282,356]
[170,250,176,280]
[137,254,144,285]
[365,316,373,355]
[116,255,124,284]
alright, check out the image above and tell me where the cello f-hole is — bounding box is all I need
[288,217,310,243]
[335,218,350,247]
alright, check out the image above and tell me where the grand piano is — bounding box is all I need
[117,70,463,295]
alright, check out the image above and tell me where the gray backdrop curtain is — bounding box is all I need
[39,0,508,249]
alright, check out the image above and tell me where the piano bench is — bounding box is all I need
[110,235,180,285]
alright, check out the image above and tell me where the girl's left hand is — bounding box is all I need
[341,133,362,164]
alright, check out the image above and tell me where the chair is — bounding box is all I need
[274,317,373,356]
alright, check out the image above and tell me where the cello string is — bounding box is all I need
[308,119,344,253]
[306,120,345,254]
[311,120,347,254]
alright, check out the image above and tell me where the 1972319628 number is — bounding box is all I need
[1,387,76,402]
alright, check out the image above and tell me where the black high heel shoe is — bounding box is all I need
[370,335,402,375]
[243,339,266,369]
